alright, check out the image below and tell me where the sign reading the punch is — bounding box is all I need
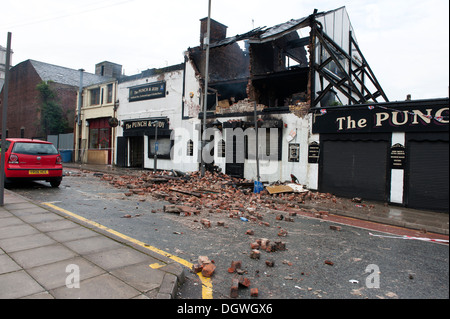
[129,81,166,102]
[312,104,449,134]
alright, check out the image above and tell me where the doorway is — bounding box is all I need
[129,136,144,168]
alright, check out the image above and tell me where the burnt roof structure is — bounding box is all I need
[188,6,388,116]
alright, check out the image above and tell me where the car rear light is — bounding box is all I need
[56,155,62,165]
[9,154,19,164]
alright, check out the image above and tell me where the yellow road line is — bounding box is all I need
[42,202,213,299]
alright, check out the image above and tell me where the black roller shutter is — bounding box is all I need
[320,139,389,201]
[406,140,449,212]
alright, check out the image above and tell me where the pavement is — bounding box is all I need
[0,189,185,299]
[0,162,448,299]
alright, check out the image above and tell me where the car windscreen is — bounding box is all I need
[12,142,59,155]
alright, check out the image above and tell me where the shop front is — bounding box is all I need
[116,117,171,169]
[312,98,449,212]
[87,117,113,165]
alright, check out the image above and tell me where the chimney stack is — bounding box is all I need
[200,18,228,47]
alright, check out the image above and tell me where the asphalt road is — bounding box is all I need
[8,169,449,299]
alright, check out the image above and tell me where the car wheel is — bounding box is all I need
[50,180,61,188]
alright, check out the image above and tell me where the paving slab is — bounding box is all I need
[0,233,57,253]
[26,256,106,291]
[109,262,165,293]
[46,226,100,242]
[0,270,45,299]
[50,273,142,299]
[64,235,124,255]
[0,224,38,240]
[84,246,157,271]
[9,244,78,269]
[0,254,22,274]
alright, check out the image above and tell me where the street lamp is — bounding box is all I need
[201,0,212,178]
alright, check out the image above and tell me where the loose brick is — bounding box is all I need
[260,239,270,250]
[201,263,216,278]
[250,250,260,260]
[265,259,275,267]
[228,260,242,273]
[198,256,211,265]
[274,240,286,251]
[230,278,239,298]
[250,288,259,297]
[278,229,288,237]
[246,229,254,236]
[192,264,203,273]
[265,243,276,253]
[330,225,342,231]
[238,276,251,288]
[250,242,260,249]
[201,219,211,228]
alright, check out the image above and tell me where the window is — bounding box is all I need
[148,137,173,159]
[218,139,225,158]
[90,88,100,105]
[107,84,113,104]
[12,142,58,155]
[88,118,111,150]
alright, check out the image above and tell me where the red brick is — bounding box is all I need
[192,264,203,273]
[265,259,275,267]
[250,288,259,297]
[238,276,251,288]
[250,250,260,259]
[230,278,239,298]
[260,239,270,250]
[201,219,211,228]
[278,229,288,237]
[274,240,286,251]
[201,263,216,278]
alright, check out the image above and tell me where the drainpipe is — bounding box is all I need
[77,69,84,163]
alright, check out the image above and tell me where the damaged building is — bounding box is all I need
[112,6,448,212]
[185,6,388,187]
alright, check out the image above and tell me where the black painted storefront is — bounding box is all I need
[312,98,449,212]
[117,118,171,168]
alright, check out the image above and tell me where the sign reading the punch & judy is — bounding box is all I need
[312,101,449,134]
[122,118,169,137]
[129,81,166,102]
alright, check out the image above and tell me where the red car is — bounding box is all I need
[2,138,63,187]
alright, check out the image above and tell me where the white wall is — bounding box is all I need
[116,62,201,172]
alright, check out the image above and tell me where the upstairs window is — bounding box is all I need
[90,88,100,106]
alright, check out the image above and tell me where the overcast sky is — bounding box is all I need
[1,0,449,101]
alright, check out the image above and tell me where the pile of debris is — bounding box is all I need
[99,170,332,218]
